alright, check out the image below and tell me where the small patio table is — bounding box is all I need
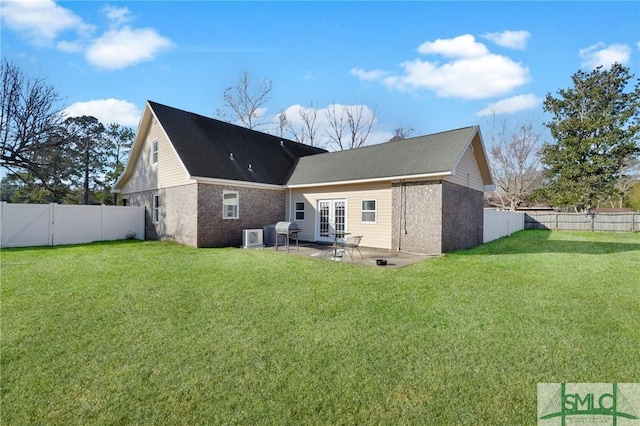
[327,231,351,260]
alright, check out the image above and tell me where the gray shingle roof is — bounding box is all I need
[287,126,480,186]
[149,101,326,185]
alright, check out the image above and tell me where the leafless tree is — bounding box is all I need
[486,118,544,210]
[387,127,414,142]
[215,71,273,130]
[1,59,65,181]
[284,102,324,148]
[324,103,377,150]
[609,156,640,208]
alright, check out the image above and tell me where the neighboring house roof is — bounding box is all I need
[287,126,493,187]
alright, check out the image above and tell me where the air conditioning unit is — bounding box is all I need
[242,229,264,248]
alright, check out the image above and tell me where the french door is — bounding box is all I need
[317,199,346,243]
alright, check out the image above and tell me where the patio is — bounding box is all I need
[271,242,438,269]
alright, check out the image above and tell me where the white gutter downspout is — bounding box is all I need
[397,180,405,251]
[288,187,292,222]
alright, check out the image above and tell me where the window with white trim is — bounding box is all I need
[223,191,239,219]
[294,202,305,221]
[152,195,160,223]
[152,140,158,164]
[361,199,377,223]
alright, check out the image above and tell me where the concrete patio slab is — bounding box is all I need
[270,242,438,269]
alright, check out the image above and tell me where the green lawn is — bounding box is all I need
[2,230,639,424]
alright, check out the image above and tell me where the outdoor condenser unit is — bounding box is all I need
[242,229,264,248]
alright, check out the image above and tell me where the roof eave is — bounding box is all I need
[287,171,452,189]
[191,176,285,190]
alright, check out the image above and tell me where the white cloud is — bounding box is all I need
[0,0,94,46]
[56,39,84,53]
[85,27,173,70]
[1,0,173,70]
[350,67,388,81]
[483,30,530,50]
[101,5,133,28]
[579,42,631,70]
[418,34,488,58]
[353,34,529,100]
[476,94,540,117]
[64,99,141,127]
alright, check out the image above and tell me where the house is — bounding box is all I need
[113,101,494,255]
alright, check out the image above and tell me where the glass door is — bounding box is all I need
[317,199,346,242]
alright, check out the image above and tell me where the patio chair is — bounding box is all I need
[341,235,364,260]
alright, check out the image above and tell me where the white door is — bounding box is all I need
[317,199,346,243]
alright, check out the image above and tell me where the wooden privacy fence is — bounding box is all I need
[483,209,525,243]
[525,212,640,232]
[0,202,145,248]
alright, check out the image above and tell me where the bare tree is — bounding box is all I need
[486,118,544,210]
[387,127,414,142]
[325,103,377,150]
[609,156,640,208]
[215,71,273,130]
[284,102,324,148]
[0,59,65,181]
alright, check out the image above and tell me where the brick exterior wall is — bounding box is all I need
[392,180,443,255]
[441,180,484,252]
[196,183,285,247]
[391,180,484,255]
[124,184,198,246]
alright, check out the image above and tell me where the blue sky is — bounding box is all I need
[1,0,639,149]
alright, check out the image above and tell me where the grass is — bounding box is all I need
[1,230,639,424]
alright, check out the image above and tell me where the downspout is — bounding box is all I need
[288,187,292,222]
[396,180,404,251]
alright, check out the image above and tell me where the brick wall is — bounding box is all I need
[441,181,484,252]
[392,180,443,255]
[196,183,285,247]
[124,184,198,246]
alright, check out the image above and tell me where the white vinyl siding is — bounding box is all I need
[446,138,485,192]
[223,191,239,219]
[287,182,393,250]
[120,119,192,194]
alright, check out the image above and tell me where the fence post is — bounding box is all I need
[49,203,56,246]
[0,202,5,249]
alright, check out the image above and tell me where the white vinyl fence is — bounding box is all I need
[0,202,145,248]
[483,208,525,243]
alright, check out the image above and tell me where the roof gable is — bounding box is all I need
[115,101,326,190]
[148,101,326,185]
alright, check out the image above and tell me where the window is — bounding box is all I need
[152,195,160,223]
[152,140,158,164]
[294,202,305,221]
[361,199,376,223]
[223,191,239,219]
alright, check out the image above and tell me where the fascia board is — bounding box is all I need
[286,171,451,189]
